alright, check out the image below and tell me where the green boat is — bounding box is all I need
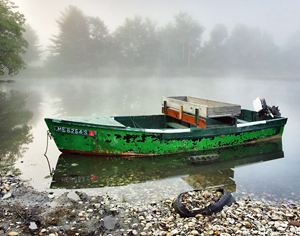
[44,96,287,156]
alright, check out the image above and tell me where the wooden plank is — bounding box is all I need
[161,96,241,118]
[179,105,183,120]
[162,107,206,128]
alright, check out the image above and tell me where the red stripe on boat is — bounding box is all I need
[59,149,156,156]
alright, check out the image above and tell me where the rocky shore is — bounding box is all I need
[1,166,300,236]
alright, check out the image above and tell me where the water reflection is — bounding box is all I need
[51,139,283,192]
[47,78,149,117]
[0,90,33,165]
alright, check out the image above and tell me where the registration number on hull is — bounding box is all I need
[54,126,97,136]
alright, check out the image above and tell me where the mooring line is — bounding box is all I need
[44,130,54,176]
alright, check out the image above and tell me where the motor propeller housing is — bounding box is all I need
[253,97,281,118]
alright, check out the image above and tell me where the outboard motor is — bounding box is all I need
[253,97,281,119]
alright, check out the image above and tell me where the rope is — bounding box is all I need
[44,130,54,176]
[130,116,136,128]
[130,116,142,128]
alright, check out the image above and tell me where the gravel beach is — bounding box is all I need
[1,165,300,236]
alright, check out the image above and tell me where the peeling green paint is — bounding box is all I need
[45,111,287,156]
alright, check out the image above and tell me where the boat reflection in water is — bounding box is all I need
[50,139,284,191]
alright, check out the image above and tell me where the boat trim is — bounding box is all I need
[237,120,266,128]
[144,128,191,134]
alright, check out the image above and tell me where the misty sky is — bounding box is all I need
[14,0,300,48]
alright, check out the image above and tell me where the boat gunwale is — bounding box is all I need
[45,113,287,136]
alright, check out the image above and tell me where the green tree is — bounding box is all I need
[48,5,90,76]
[22,24,42,65]
[209,24,228,46]
[0,0,28,76]
[258,31,280,72]
[140,18,160,68]
[87,16,111,69]
[113,16,160,68]
[158,23,177,67]
[173,12,204,68]
[228,24,257,70]
[199,24,229,71]
[228,24,279,72]
[280,31,300,74]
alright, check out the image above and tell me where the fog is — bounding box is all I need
[14,0,300,48]
[3,76,300,205]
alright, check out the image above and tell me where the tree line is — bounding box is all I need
[1,2,300,78]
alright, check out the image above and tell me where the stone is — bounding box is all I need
[191,229,200,235]
[145,222,152,228]
[271,233,280,236]
[188,222,195,227]
[243,221,251,228]
[110,208,118,215]
[8,232,18,236]
[132,223,138,228]
[204,191,211,199]
[261,220,267,225]
[4,184,9,191]
[2,192,12,199]
[285,213,294,217]
[274,221,281,228]
[271,214,281,220]
[29,222,37,230]
[220,233,231,236]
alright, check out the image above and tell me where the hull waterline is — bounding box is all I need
[45,110,287,157]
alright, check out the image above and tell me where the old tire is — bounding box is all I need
[173,189,235,217]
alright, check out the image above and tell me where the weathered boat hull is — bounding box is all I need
[44,109,287,156]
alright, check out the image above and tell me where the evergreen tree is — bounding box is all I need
[87,16,111,69]
[113,16,160,68]
[48,5,90,76]
[22,24,42,65]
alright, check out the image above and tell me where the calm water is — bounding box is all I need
[1,77,299,206]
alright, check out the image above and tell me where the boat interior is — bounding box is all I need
[113,109,272,129]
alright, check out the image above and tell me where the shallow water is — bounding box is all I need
[1,76,300,206]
